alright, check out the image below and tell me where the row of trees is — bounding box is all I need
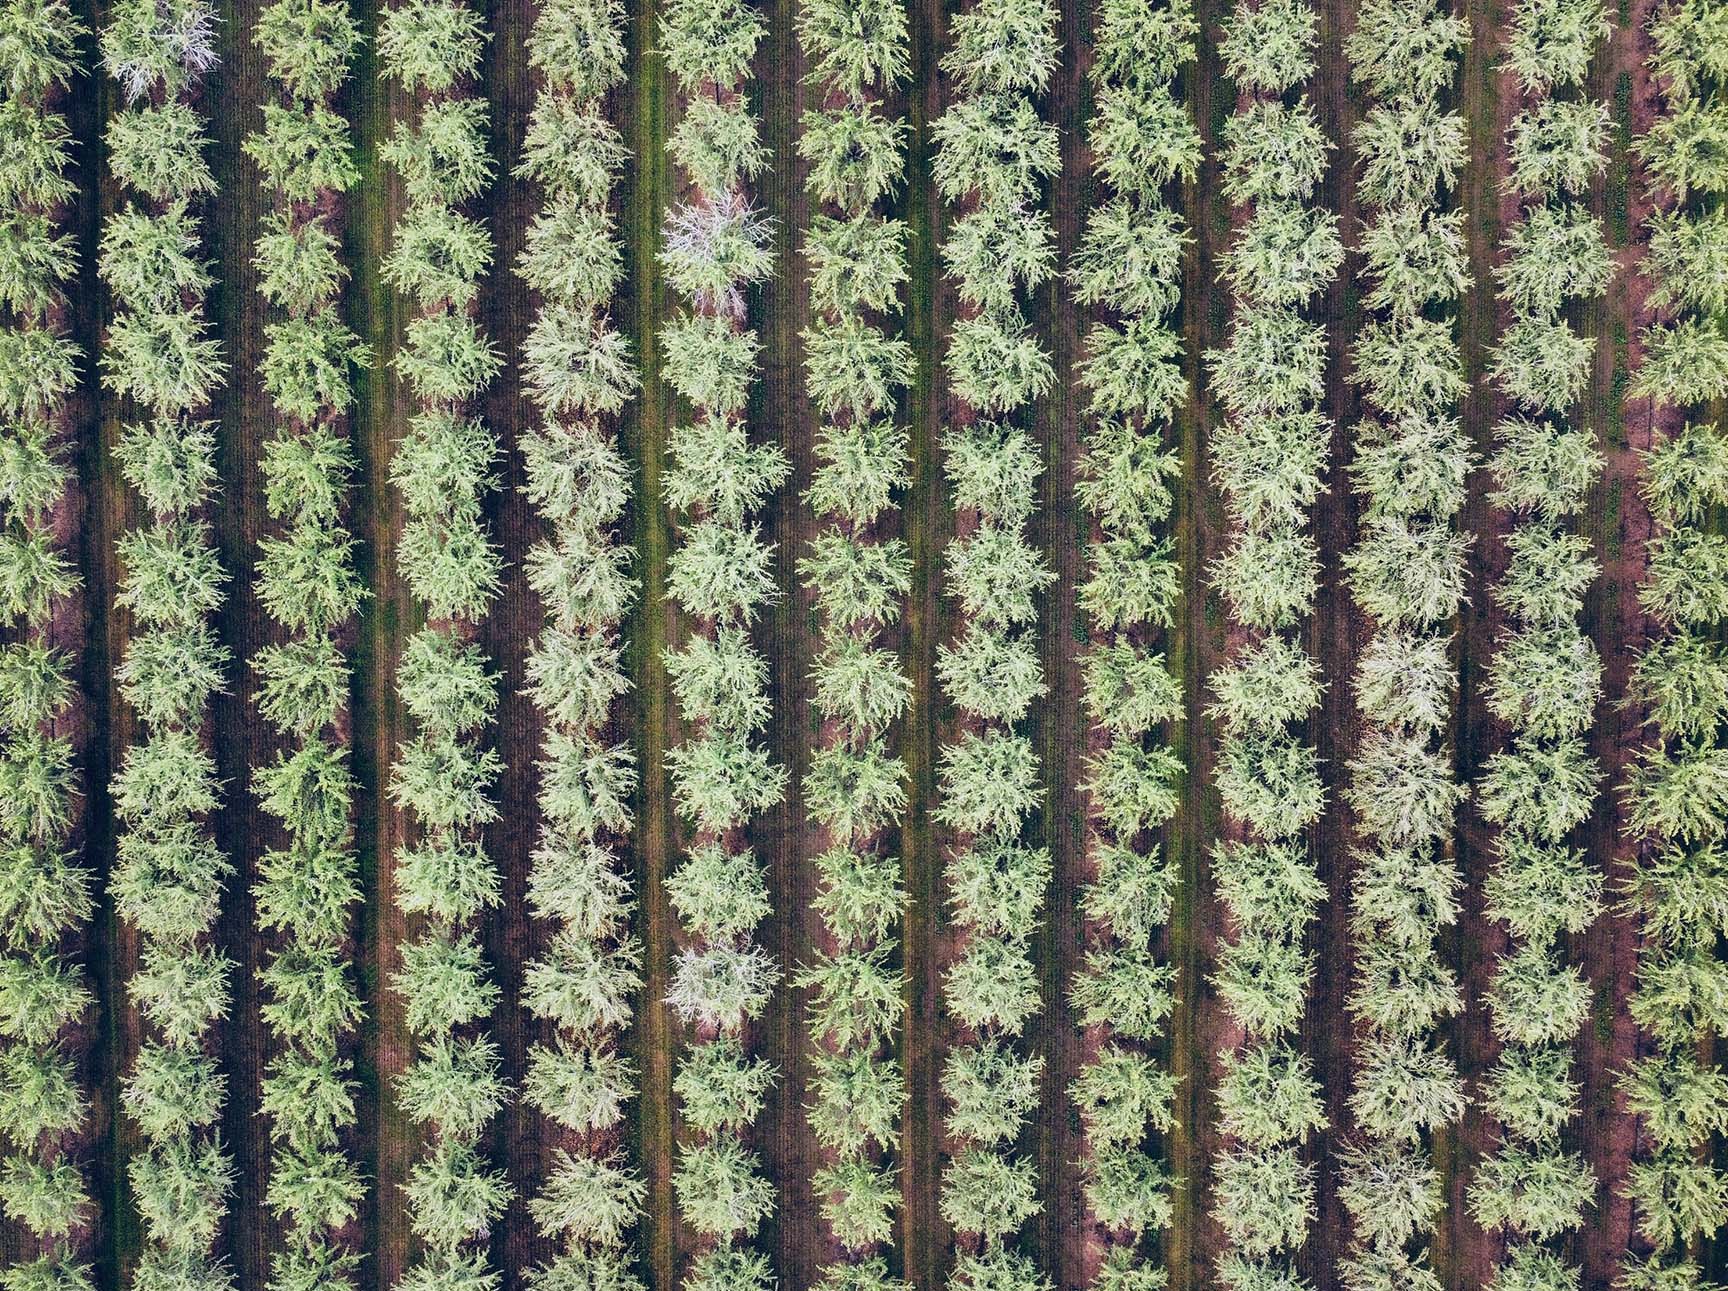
[795,0,915,1284]
[934,2,1056,1286]
[1205,0,1332,1279]
[0,0,93,1278]
[1619,3,1728,1282]
[378,0,514,1278]
[1340,2,1472,1288]
[1069,0,1194,1283]
[657,0,783,1283]
[245,0,372,1280]
[514,0,652,1282]
[1471,2,1612,1284]
[99,0,239,1282]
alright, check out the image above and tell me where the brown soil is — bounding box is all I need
[619,0,678,1282]
[1448,1,1514,1285]
[897,0,953,1283]
[345,6,416,1283]
[754,6,823,1288]
[477,0,551,1276]
[1028,0,1088,1281]
[1572,2,1664,1283]
[203,3,285,1283]
[1168,0,1232,1284]
[1303,0,1366,1286]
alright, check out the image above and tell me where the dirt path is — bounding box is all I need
[755,2,823,1285]
[1169,1,1229,1286]
[1028,0,1088,1281]
[344,8,415,1283]
[620,0,676,1282]
[1305,0,1365,1286]
[205,1,275,1280]
[1572,5,1658,1283]
[476,0,544,1276]
[898,0,950,1283]
[59,12,126,1285]
[1445,1,1511,1285]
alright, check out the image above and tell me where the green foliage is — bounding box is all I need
[1221,99,1329,204]
[1092,86,1203,195]
[1345,0,1468,99]
[1506,98,1609,196]
[1072,1045,1179,1147]
[1213,1146,1314,1256]
[108,103,215,202]
[1483,834,1600,944]
[668,97,767,197]
[392,928,499,1035]
[658,0,764,90]
[1080,317,1186,422]
[128,1138,232,1254]
[254,0,359,99]
[667,842,769,940]
[674,1037,774,1135]
[0,1154,87,1238]
[931,93,1060,205]
[1504,0,1607,91]
[1070,199,1186,318]
[799,105,905,211]
[812,845,903,945]
[1469,1144,1594,1239]
[674,1134,774,1240]
[245,102,360,201]
[1070,945,1174,1039]
[1093,0,1197,91]
[1499,204,1612,317]
[1216,1040,1326,1149]
[802,315,915,421]
[101,0,218,100]
[1337,1141,1442,1249]
[937,624,1045,722]
[1219,0,1315,93]
[807,215,909,318]
[403,1139,512,1250]
[1648,207,1728,316]
[524,1040,633,1133]
[941,1148,1040,1240]
[0,0,84,97]
[807,1047,902,1154]
[378,0,485,91]
[797,0,907,95]
[1484,1044,1580,1143]
[526,1149,645,1245]
[935,730,1039,837]
[1638,99,1728,202]
[947,311,1056,415]
[946,933,1039,1032]
[947,523,1053,625]
[942,1039,1042,1144]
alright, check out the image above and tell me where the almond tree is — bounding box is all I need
[377,0,512,1279]
[99,0,234,1280]
[244,0,372,1280]
[1469,3,1611,1283]
[794,0,915,1281]
[1203,1,1335,1281]
[0,0,91,1281]
[1619,4,1728,1283]
[1067,0,1195,1281]
[657,0,783,1282]
[513,0,646,1284]
[933,0,1060,1280]
[1340,2,1471,1287]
